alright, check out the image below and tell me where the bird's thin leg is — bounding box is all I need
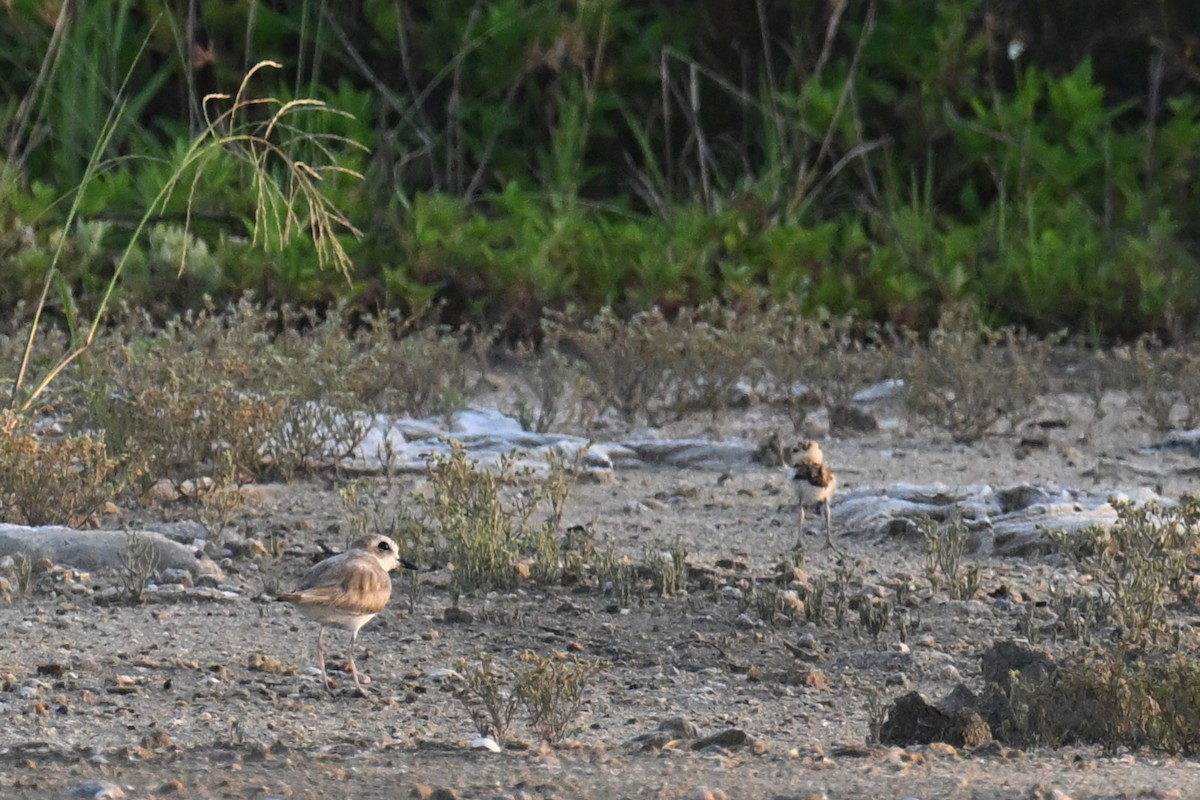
[317,627,334,693]
[347,629,368,697]
[823,500,845,556]
[796,505,807,549]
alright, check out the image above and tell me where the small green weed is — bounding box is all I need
[921,514,982,599]
[417,440,579,594]
[454,653,522,744]
[515,651,603,743]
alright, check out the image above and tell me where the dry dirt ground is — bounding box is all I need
[3,386,1200,800]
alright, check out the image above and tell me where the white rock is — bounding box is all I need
[470,736,501,752]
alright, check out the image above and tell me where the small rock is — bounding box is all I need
[691,728,749,751]
[72,781,126,799]
[247,654,287,674]
[470,736,501,752]
[980,640,1055,692]
[657,716,699,739]
[685,787,729,800]
[830,404,878,433]
[443,606,474,624]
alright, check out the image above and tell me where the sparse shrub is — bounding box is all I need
[0,411,127,527]
[803,575,829,625]
[903,306,1055,442]
[1008,646,1200,755]
[514,651,603,743]
[759,308,896,429]
[858,599,893,641]
[643,539,688,597]
[13,552,35,595]
[595,546,639,607]
[562,303,757,427]
[1050,496,1200,643]
[367,320,485,420]
[454,653,522,744]
[831,563,854,629]
[921,513,982,600]
[753,581,790,627]
[509,330,585,433]
[120,532,159,604]
[417,440,579,593]
[1118,337,1200,432]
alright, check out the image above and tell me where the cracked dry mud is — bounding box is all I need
[3,386,1200,800]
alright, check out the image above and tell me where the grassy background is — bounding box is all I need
[2,0,1200,338]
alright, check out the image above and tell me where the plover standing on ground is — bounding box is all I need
[277,534,399,696]
[789,439,839,552]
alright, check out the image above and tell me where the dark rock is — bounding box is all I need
[443,606,474,624]
[980,639,1055,692]
[879,690,992,748]
[996,484,1056,514]
[830,404,879,433]
[691,728,749,750]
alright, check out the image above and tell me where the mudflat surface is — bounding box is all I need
[3,386,1199,800]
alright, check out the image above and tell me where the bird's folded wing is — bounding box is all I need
[793,461,834,488]
[289,557,393,615]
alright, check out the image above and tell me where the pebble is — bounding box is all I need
[470,736,501,752]
[72,781,125,799]
[684,787,728,800]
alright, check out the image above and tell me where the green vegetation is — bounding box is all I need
[1,1,1199,337]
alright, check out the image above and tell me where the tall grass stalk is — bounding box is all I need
[10,60,363,415]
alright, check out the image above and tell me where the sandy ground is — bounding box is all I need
[3,386,1200,800]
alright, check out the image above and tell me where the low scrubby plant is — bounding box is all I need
[643,539,688,597]
[0,411,128,527]
[1117,336,1200,432]
[758,308,896,428]
[921,513,982,600]
[515,651,603,744]
[1007,645,1200,755]
[120,531,159,604]
[454,653,522,744]
[454,650,603,746]
[1051,496,1200,643]
[595,546,639,607]
[417,440,581,594]
[903,306,1055,442]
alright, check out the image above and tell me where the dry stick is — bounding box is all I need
[6,0,71,174]
[448,1,485,195]
[689,63,712,211]
[324,12,439,188]
[790,0,877,217]
[848,89,883,206]
[464,77,526,202]
[185,0,200,134]
[1142,49,1165,229]
[812,0,849,88]
[393,1,443,187]
[754,0,787,181]
[661,50,674,194]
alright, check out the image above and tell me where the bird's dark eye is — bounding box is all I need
[378,540,392,551]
